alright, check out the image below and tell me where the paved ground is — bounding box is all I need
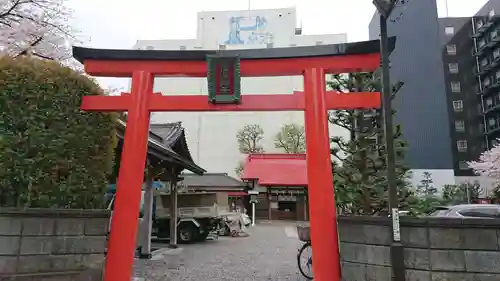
[133,221,309,280]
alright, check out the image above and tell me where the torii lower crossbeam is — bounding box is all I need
[81,91,380,112]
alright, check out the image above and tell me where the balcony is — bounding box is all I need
[486,122,500,136]
[473,41,489,56]
[484,78,500,95]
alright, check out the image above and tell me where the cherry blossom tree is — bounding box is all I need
[468,140,500,184]
[0,0,77,63]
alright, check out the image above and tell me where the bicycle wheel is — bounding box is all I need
[297,242,313,280]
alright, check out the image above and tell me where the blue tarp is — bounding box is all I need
[107,181,165,194]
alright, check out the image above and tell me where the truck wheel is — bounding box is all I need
[177,222,197,244]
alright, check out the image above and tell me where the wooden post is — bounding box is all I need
[169,175,178,247]
[267,191,272,221]
[303,193,308,221]
[139,164,154,259]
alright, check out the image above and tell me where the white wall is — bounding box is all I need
[132,7,348,178]
[409,169,496,197]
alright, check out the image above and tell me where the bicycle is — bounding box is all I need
[296,224,313,279]
[297,240,313,279]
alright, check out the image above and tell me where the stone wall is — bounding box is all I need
[0,208,110,281]
[338,216,500,281]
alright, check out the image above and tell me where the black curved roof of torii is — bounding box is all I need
[72,37,396,63]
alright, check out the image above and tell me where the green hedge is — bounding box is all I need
[0,57,117,208]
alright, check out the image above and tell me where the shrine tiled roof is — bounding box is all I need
[241,153,307,187]
[180,173,247,189]
[116,120,204,175]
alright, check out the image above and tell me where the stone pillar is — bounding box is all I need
[139,165,154,259]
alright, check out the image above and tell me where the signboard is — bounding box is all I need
[207,55,241,104]
[278,195,297,202]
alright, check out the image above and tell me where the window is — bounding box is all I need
[494,48,500,59]
[219,44,226,50]
[484,76,491,87]
[479,39,486,48]
[458,161,469,170]
[445,26,455,35]
[489,118,496,128]
[486,97,494,108]
[446,45,457,55]
[457,140,468,152]
[453,100,463,112]
[455,120,465,132]
[476,20,484,29]
[492,29,499,40]
[451,81,461,92]
[458,208,500,218]
[448,63,459,73]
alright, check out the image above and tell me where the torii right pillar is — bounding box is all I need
[303,67,341,280]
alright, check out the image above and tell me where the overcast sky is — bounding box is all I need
[68,0,489,89]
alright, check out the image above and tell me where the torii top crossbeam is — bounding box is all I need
[73,37,396,281]
[73,38,395,78]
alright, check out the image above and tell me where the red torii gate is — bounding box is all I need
[73,38,394,281]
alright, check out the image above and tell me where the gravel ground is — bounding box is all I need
[133,221,309,281]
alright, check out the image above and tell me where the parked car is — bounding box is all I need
[429,204,500,218]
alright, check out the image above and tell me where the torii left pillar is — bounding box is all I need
[104,71,153,281]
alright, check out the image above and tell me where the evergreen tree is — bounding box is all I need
[416,172,437,197]
[327,73,414,215]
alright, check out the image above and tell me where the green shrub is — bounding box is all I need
[0,57,117,208]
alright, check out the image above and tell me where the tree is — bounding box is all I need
[235,124,265,176]
[0,0,77,64]
[0,56,117,208]
[442,181,483,205]
[410,172,442,214]
[274,123,305,153]
[469,140,500,181]
[328,73,413,215]
[416,172,437,197]
[468,141,500,200]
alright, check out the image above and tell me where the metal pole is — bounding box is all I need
[169,179,178,247]
[379,13,406,281]
[251,202,256,226]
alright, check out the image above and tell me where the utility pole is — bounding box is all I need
[372,0,406,280]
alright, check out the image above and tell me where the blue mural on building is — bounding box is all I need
[225,15,271,45]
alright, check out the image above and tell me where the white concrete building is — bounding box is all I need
[132,7,483,193]
[134,7,349,177]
